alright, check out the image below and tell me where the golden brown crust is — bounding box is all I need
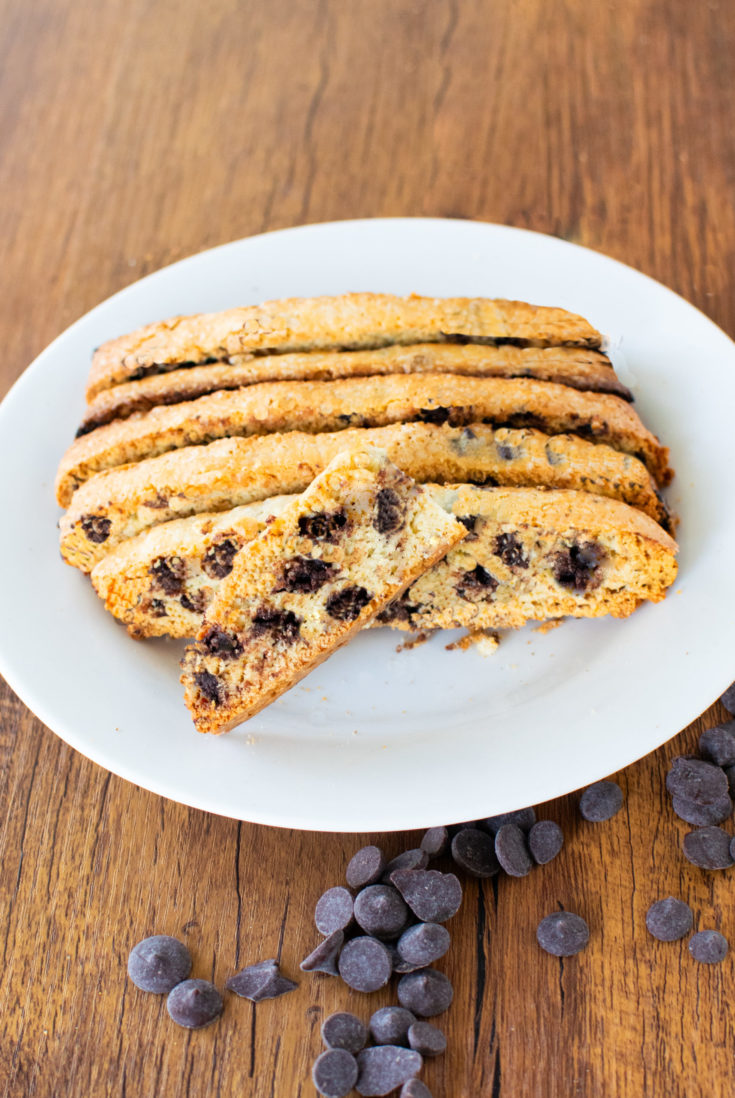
[59,422,671,572]
[86,293,602,398]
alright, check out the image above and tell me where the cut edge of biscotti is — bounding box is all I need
[179,446,468,734]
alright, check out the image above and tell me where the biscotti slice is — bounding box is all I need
[86,292,602,398]
[78,344,630,435]
[180,448,467,733]
[57,373,669,504]
[60,423,671,572]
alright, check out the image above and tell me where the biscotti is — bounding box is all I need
[93,485,677,641]
[179,448,467,733]
[86,293,602,398]
[60,422,671,572]
[57,373,669,504]
[77,343,630,435]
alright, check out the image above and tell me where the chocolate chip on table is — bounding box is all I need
[450,827,500,878]
[396,923,451,968]
[127,934,192,994]
[383,849,430,881]
[338,937,393,993]
[407,1021,446,1057]
[326,585,372,621]
[300,930,344,976]
[401,1081,433,1098]
[355,1046,423,1096]
[226,959,298,1001]
[354,885,410,939]
[645,897,694,941]
[699,722,735,767]
[726,765,735,800]
[167,978,223,1028]
[671,794,733,827]
[720,682,735,715]
[666,757,729,806]
[536,912,590,956]
[322,1011,368,1054]
[682,826,735,870]
[528,820,565,865]
[397,969,454,1017]
[579,780,624,821]
[494,824,533,877]
[391,870,463,923]
[689,930,729,964]
[369,1006,416,1046]
[312,1049,360,1098]
[315,886,355,935]
[347,846,387,889]
[480,808,536,834]
[420,827,449,859]
[375,487,406,534]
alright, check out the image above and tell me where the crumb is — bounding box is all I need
[245,734,256,745]
[533,619,565,635]
[445,629,499,656]
[395,631,434,653]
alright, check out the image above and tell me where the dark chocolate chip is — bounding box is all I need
[688,930,729,965]
[396,923,450,968]
[149,555,185,595]
[721,682,735,715]
[375,487,406,534]
[315,887,355,935]
[251,606,302,642]
[369,1006,416,1047]
[127,934,191,994]
[347,846,386,889]
[671,795,733,827]
[401,1081,434,1098]
[202,625,243,659]
[167,978,223,1028]
[391,870,462,923]
[383,849,430,881]
[418,405,451,425]
[180,590,206,613]
[149,598,167,617]
[274,556,337,593]
[682,826,735,869]
[356,1046,423,1096]
[456,515,479,540]
[726,765,735,799]
[202,536,241,579]
[321,1012,368,1054]
[326,585,372,622]
[455,564,498,600]
[536,911,590,956]
[528,820,564,865]
[450,828,500,878]
[407,1021,446,1057]
[397,968,454,1017]
[579,780,624,822]
[496,442,520,460]
[552,542,604,591]
[480,808,536,834]
[338,936,393,993]
[299,510,348,541]
[312,1049,359,1098]
[193,670,224,705]
[493,532,528,568]
[300,930,344,976]
[699,721,735,767]
[354,885,409,939]
[81,514,111,543]
[494,824,533,877]
[226,959,297,1001]
[666,757,729,806]
[645,897,693,941]
[420,827,449,859]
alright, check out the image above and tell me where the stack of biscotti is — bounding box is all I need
[56,292,677,650]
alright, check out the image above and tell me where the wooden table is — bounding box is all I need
[2,1,733,1094]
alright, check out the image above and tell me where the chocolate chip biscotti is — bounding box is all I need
[86,293,603,399]
[57,374,668,505]
[180,447,467,733]
[60,422,671,572]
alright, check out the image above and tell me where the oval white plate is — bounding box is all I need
[1,219,734,831]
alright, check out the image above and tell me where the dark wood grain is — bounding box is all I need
[1,0,734,1094]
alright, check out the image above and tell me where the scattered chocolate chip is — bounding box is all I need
[325,585,372,622]
[699,722,735,767]
[480,807,536,834]
[397,969,453,1017]
[355,1046,423,1096]
[726,766,735,799]
[401,1080,433,1098]
[375,488,406,534]
[420,827,449,859]
[456,564,498,600]
[682,826,735,870]
[202,537,240,579]
[369,1006,416,1047]
[579,780,624,822]
[354,885,409,939]
[127,935,191,994]
[536,912,590,956]
[299,510,348,541]
[552,542,604,591]
[666,757,729,806]
[528,820,565,865]
[300,930,344,976]
[251,606,302,642]
[396,923,450,968]
[81,514,111,543]
[150,555,185,595]
[450,828,500,878]
[274,556,337,593]
[194,670,224,705]
[338,937,393,993]
[407,1021,446,1057]
[322,1012,368,1054]
[688,930,729,965]
[391,870,463,923]
[671,795,733,827]
[493,532,528,568]
[312,1049,359,1098]
[202,625,243,659]
[721,682,735,715]
[167,978,223,1028]
[383,849,430,881]
[645,897,693,941]
[315,887,355,935]
[494,824,533,877]
[347,846,386,889]
[226,959,297,1002]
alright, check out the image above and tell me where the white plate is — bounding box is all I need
[1,219,734,832]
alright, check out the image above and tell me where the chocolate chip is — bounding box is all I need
[375,488,406,534]
[401,1081,433,1098]
[552,542,604,591]
[127,935,192,994]
[493,532,528,568]
[450,828,500,878]
[407,1021,446,1057]
[544,443,564,466]
[354,885,409,939]
[645,897,693,941]
[226,959,297,1001]
[369,1006,416,1047]
[202,537,240,579]
[418,405,451,425]
[721,682,735,715]
[383,849,430,881]
[180,590,207,613]
[274,556,337,593]
[149,598,167,617]
[202,625,243,659]
[193,670,224,705]
[689,930,729,965]
[315,887,354,935]
[338,937,393,993]
[347,845,386,889]
[251,606,302,642]
[726,766,735,799]
[300,930,344,976]
[528,820,564,865]
[355,1047,423,1096]
[699,722,735,767]
[536,912,590,956]
[456,564,498,600]
[81,514,111,543]
[579,780,623,822]
[149,555,185,595]
[671,795,733,827]
[666,757,729,806]
[321,1012,368,1054]
[480,808,536,834]
[167,979,223,1028]
[456,515,479,539]
[682,826,735,869]
[396,923,450,968]
[494,824,533,877]
[420,827,449,859]
[732,835,735,862]
[397,969,454,1017]
[326,585,372,622]
[299,510,348,541]
[496,442,520,460]
[391,870,462,923]
[312,1049,359,1098]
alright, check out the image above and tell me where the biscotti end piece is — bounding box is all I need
[180,448,467,733]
